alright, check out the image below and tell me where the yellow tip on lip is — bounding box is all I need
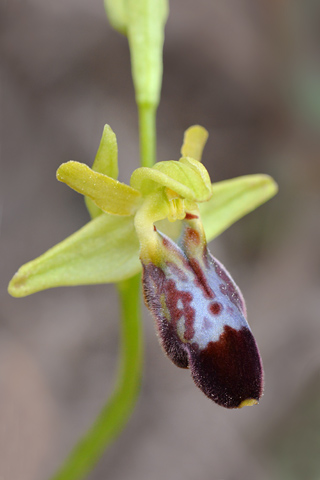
[238,398,259,408]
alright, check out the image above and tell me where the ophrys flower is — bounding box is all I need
[8,125,276,408]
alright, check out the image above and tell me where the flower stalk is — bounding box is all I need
[138,103,157,167]
[48,276,142,480]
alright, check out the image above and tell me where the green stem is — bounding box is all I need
[49,274,143,480]
[138,102,157,167]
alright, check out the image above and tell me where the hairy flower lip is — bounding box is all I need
[187,325,263,409]
[141,226,264,409]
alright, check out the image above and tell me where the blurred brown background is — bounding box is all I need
[1,1,320,479]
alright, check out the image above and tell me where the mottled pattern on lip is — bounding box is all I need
[142,227,264,408]
[209,302,222,315]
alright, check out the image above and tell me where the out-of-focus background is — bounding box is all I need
[1,1,320,479]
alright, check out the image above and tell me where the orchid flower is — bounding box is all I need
[9,124,277,408]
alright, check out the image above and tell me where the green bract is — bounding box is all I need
[8,125,278,298]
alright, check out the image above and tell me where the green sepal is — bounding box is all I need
[91,124,119,179]
[57,161,141,216]
[199,174,278,242]
[85,125,119,219]
[130,159,212,202]
[180,125,208,162]
[8,214,141,297]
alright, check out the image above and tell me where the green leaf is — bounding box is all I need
[180,125,208,162]
[127,0,169,106]
[8,214,141,297]
[57,161,141,216]
[199,174,278,242]
[85,125,119,219]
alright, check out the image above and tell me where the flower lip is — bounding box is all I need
[141,224,264,409]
